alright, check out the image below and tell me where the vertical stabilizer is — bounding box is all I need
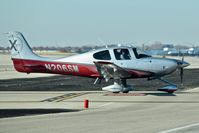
[7,31,38,60]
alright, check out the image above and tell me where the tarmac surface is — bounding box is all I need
[0,68,199,91]
[1,90,199,133]
[1,55,199,133]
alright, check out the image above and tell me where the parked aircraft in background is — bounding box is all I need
[7,31,190,93]
[145,46,199,56]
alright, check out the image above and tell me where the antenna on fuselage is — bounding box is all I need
[117,44,122,47]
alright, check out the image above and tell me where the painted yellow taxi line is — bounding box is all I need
[41,93,86,102]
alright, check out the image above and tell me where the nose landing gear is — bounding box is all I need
[158,78,177,93]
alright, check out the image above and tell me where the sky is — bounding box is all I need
[0,0,199,47]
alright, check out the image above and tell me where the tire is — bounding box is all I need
[122,91,129,93]
[113,91,120,93]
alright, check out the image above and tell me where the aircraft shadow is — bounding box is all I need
[0,109,81,118]
[144,92,176,96]
[105,92,176,96]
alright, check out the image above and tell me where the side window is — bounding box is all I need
[113,49,131,60]
[93,50,111,60]
[133,48,151,59]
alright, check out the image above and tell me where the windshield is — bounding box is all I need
[133,48,151,59]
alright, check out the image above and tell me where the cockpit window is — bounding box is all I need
[113,49,131,60]
[93,50,111,60]
[133,48,151,59]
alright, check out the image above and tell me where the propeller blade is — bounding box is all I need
[182,55,184,62]
[180,67,183,84]
[178,55,189,88]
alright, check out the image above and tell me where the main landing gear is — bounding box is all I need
[102,79,133,93]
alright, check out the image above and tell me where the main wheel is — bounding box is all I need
[122,91,129,93]
[167,91,174,94]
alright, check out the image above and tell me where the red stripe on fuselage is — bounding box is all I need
[12,58,99,77]
[126,69,153,78]
[12,58,153,79]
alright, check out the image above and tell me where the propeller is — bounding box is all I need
[180,67,183,84]
[178,55,186,88]
[180,56,184,84]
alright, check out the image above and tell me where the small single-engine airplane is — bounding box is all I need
[7,31,189,93]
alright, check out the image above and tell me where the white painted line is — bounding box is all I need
[97,102,113,108]
[159,122,199,133]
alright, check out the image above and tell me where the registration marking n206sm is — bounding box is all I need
[45,64,79,72]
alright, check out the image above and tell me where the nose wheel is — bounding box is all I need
[158,78,177,93]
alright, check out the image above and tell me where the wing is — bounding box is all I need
[94,61,132,82]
